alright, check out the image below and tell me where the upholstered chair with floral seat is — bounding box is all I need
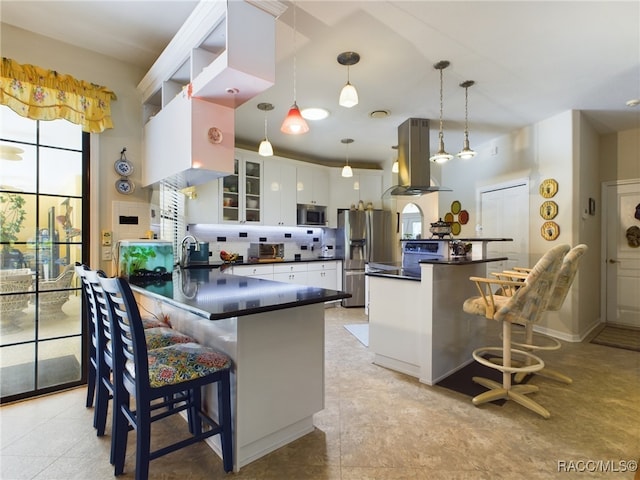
[99,275,233,478]
[462,244,570,418]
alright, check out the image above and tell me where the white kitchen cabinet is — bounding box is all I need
[307,261,338,290]
[273,263,308,286]
[230,263,274,280]
[296,165,329,206]
[138,2,281,187]
[220,153,262,224]
[262,160,297,226]
[142,94,234,187]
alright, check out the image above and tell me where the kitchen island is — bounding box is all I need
[131,267,349,471]
[367,256,506,386]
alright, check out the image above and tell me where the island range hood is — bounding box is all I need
[388,118,451,195]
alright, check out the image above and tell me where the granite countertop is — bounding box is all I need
[366,257,509,281]
[205,257,342,268]
[130,268,350,320]
[399,238,513,242]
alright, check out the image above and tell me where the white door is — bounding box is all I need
[479,181,529,276]
[604,180,640,328]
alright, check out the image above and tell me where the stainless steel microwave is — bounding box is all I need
[297,204,327,226]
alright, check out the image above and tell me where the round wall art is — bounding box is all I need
[540,200,558,220]
[540,178,558,198]
[541,221,560,241]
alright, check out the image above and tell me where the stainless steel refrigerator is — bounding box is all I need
[337,209,393,307]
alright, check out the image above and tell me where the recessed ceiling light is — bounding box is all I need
[301,107,330,120]
[626,99,640,107]
[369,110,390,119]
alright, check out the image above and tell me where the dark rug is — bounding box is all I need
[1,355,81,398]
[591,325,640,352]
[436,357,530,406]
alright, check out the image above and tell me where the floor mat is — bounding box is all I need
[344,323,368,347]
[590,325,640,352]
[1,355,81,398]
[436,357,531,406]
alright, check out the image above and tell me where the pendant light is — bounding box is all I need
[457,80,477,159]
[391,145,399,173]
[429,60,453,164]
[341,138,354,178]
[257,103,274,156]
[281,2,309,135]
[337,51,360,108]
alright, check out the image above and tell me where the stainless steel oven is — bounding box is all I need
[401,240,446,275]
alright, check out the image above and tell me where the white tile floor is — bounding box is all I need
[1,306,639,479]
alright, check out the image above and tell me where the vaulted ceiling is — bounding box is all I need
[2,1,639,169]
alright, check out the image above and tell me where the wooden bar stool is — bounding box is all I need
[83,268,197,467]
[99,275,233,478]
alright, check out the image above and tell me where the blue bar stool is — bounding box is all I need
[99,275,233,478]
[82,268,197,465]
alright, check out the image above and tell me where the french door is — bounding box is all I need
[0,106,88,403]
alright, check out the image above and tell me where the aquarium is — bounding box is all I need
[117,240,174,282]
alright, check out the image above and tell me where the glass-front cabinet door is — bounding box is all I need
[221,153,261,224]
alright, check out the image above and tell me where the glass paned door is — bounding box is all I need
[0,106,87,403]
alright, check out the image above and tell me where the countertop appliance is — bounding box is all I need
[337,209,393,307]
[248,242,284,262]
[401,240,446,275]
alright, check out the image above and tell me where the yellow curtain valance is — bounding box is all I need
[0,57,117,133]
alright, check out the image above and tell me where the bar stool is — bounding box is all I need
[490,244,588,384]
[462,244,569,418]
[76,263,173,412]
[84,268,197,460]
[99,276,233,478]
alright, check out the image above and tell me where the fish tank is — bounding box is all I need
[117,240,174,283]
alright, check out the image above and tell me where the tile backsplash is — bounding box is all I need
[188,224,336,263]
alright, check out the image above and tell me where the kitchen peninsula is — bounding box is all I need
[367,239,510,386]
[130,267,349,471]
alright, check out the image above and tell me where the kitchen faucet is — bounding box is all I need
[180,235,200,268]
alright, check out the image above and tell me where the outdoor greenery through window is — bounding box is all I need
[0,105,87,403]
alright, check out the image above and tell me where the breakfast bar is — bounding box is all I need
[367,240,509,386]
[130,267,349,471]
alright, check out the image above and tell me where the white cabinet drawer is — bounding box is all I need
[232,264,274,277]
[307,261,337,272]
[273,263,308,274]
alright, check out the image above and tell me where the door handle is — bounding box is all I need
[608,259,619,264]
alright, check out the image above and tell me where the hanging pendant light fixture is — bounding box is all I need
[341,138,354,178]
[337,51,360,108]
[457,80,477,159]
[391,145,399,173]
[429,60,453,164]
[281,2,309,135]
[257,103,274,156]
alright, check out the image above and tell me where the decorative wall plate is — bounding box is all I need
[114,157,134,176]
[451,222,461,236]
[541,221,560,241]
[444,212,454,223]
[540,178,558,198]
[208,127,223,144]
[458,209,469,225]
[115,178,135,195]
[540,200,558,220]
[451,200,461,214]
